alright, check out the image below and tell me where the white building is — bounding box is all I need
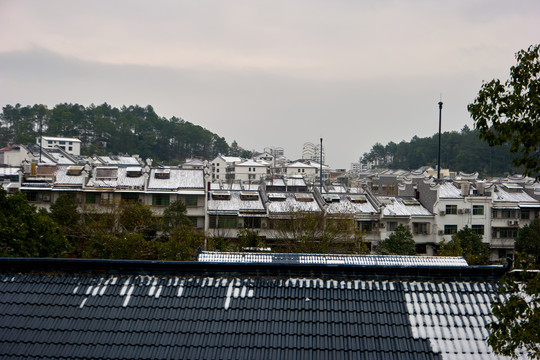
[37,137,81,155]
[210,155,243,181]
[233,160,269,183]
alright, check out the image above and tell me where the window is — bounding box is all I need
[185,195,198,207]
[152,194,170,206]
[493,228,518,239]
[86,193,96,204]
[471,225,484,235]
[501,209,516,218]
[386,221,398,232]
[244,217,261,228]
[25,191,39,202]
[473,205,484,215]
[415,244,427,254]
[209,216,237,228]
[187,216,198,228]
[121,193,139,202]
[444,225,457,235]
[359,221,372,232]
[413,222,429,235]
[445,205,457,215]
[521,209,530,220]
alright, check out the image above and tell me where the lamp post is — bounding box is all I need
[437,100,443,181]
[320,138,323,193]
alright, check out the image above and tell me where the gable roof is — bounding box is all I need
[0,258,526,360]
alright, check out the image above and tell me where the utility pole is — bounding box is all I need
[320,138,323,193]
[437,100,443,181]
[39,115,43,163]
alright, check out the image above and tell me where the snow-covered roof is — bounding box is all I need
[43,150,76,165]
[266,192,322,214]
[54,165,86,186]
[147,168,204,190]
[324,195,377,215]
[287,161,316,168]
[237,160,267,167]
[86,167,146,189]
[265,178,286,187]
[41,136,81,143]
[220,156,243,163]
[95,156,141,166]
[0,167,20,176]
[379,196,432,217]
[286,176,306,187]
[199,251,469,267]
[492,184,540,207]
[438,183,463,199]
[208,191,266,214]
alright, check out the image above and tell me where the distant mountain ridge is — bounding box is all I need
[0,103,230,164]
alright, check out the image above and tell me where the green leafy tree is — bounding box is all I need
[439,226,490,265]
[488,220,540,358]
[156,224,204,261]
[235,229,265,251]
[468,44,540,178]
[162,200,192,234]
[515,218,540,265]
[50,193,81,233]
[488,265,540,359]
[377,224,416,255]
[0,187,70,257]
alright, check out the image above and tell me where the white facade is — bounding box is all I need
[0,145,32,166]
[37,137,81,155]
[233,160,269,183]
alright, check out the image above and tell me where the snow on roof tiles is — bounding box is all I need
[266,192,322,214]
[380,196,432,217]
[439,183,463,199]
[208,191,266,213]
[199,251,469,267]
[325,195,377,215]
[147,168,204,190]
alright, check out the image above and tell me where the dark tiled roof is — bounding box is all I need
[0,258,527,359]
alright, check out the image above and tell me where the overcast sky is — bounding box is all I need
[1,1,539,168]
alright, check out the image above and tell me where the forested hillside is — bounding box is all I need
[0,103,229,163]
[361,126,519,177]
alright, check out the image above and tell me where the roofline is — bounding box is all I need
[0,257,509,281]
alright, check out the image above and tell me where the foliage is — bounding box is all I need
[0,103,231,164]
[439,226,490,265]
[488,262,540,359]
[468,44,540,178]
[0,187,70,257]
[118,200,158,240]
[234,229,265,252]
[377,224,416,255]
[162,200,191,234]
[156,225,204,261]
[489,219,540,358]
[361,126,517,177]
[515,218,540,265]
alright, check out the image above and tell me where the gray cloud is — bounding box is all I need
[1,0,540,168]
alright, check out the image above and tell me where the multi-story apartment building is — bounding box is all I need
[5,143,540,263]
